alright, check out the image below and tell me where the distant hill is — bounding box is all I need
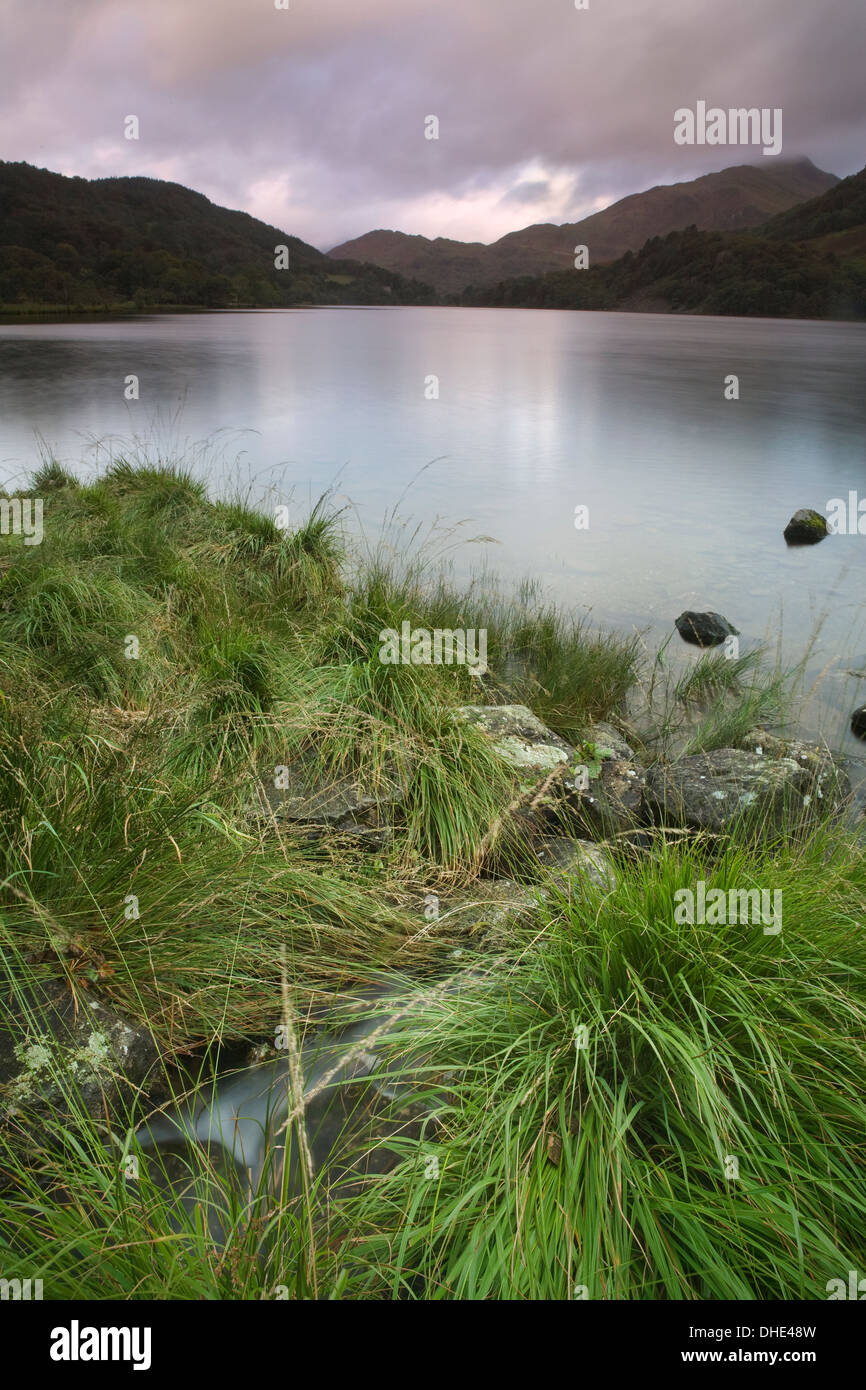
[329,159,839,295]
[327,229,521,298]
[761,165,866,261]
[3,158,858,321]
[460,165,866,321]
[0,162,435,311]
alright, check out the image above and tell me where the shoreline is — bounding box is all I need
[1,454,865,1300]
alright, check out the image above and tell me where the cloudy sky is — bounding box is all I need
[1,0,864,250]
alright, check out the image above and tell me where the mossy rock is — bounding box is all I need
[783,508,828,545]
[455,705,576,779]
[0,978,162,1133]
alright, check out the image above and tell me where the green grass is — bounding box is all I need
[0,451,863,1300]
[339,827,866,1299]
[631,636,792,762]
[0,453,640,1026]
[0,934,341,1299]
[3,823,864,1300]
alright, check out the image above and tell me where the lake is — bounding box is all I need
[2,306,865,754]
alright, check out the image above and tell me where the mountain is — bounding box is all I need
[761,164,866,260]
[327,229,507,298]
[329,159,839,295]
[460,166,866,321]
[0,162,435,311]
[2,157,857,320]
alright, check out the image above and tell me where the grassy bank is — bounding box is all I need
[0,456,864,1299]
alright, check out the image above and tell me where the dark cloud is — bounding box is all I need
[1,0,863,248]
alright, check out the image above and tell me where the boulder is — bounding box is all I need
[674,611,739,647]
[455,704,576,780]
[590,723,633,762]
[408,878,541,952]
[783,509,828,545]
[851,707,866,739]
[565,722,647,837]
[0,978,161,1129]
[252,747,412,843]
[645,739,850,838]
[535,836,617,894]
[456,707,645,839]
[735,729,851,815]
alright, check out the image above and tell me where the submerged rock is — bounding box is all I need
[674,611,739,647]
[783,508,828,545]
[645,738,850,838]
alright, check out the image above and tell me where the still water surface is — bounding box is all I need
[2,307,865,749]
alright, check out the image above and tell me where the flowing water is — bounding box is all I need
[134,976,447,1243]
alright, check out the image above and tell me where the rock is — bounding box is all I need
[535,836,617,893]
[565,722,647,837]
[0,978,161,1130]
[275,819,395,853]
[456,707,644,840]
[674,611,740,647]
[334,822,394,851]
[734,729,851,815]
[253,747,412,839]
[571,756,646,837]
[645,741,850,838]
[402,878,540,953]
[783,508,828,545]
[851,707,866,739]
[455,704,576,781]
[577,722,634,763]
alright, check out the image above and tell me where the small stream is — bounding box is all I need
[134,976,451,1244]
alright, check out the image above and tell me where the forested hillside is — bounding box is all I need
[460,167,866,320]
[0,162,435,310]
